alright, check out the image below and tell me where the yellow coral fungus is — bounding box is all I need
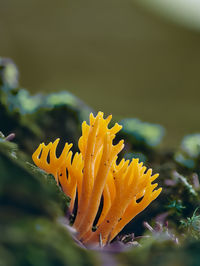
[32,111,162,246]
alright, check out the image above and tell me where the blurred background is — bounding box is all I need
[0,0,200,148]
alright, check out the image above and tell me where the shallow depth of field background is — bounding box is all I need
[0,0,200,147]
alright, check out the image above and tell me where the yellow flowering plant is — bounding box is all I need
[32,112,162,246]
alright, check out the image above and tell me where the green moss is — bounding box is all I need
[0,137,97,266]
[2,57,200,265]
[119,118,165,148]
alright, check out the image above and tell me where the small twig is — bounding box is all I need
[5,133,15,141]
[192,173,200,189]
[172,171,197,196]
[99,233,103,248]
[143,221,155,233]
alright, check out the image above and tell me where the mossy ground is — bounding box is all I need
[1,58,200,266]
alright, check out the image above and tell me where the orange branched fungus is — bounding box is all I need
[32,112,162,246]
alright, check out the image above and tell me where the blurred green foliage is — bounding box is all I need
[175,134,200,170]
[118,237,200,266]
[119,118,165,148]
[0,134,97,266]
